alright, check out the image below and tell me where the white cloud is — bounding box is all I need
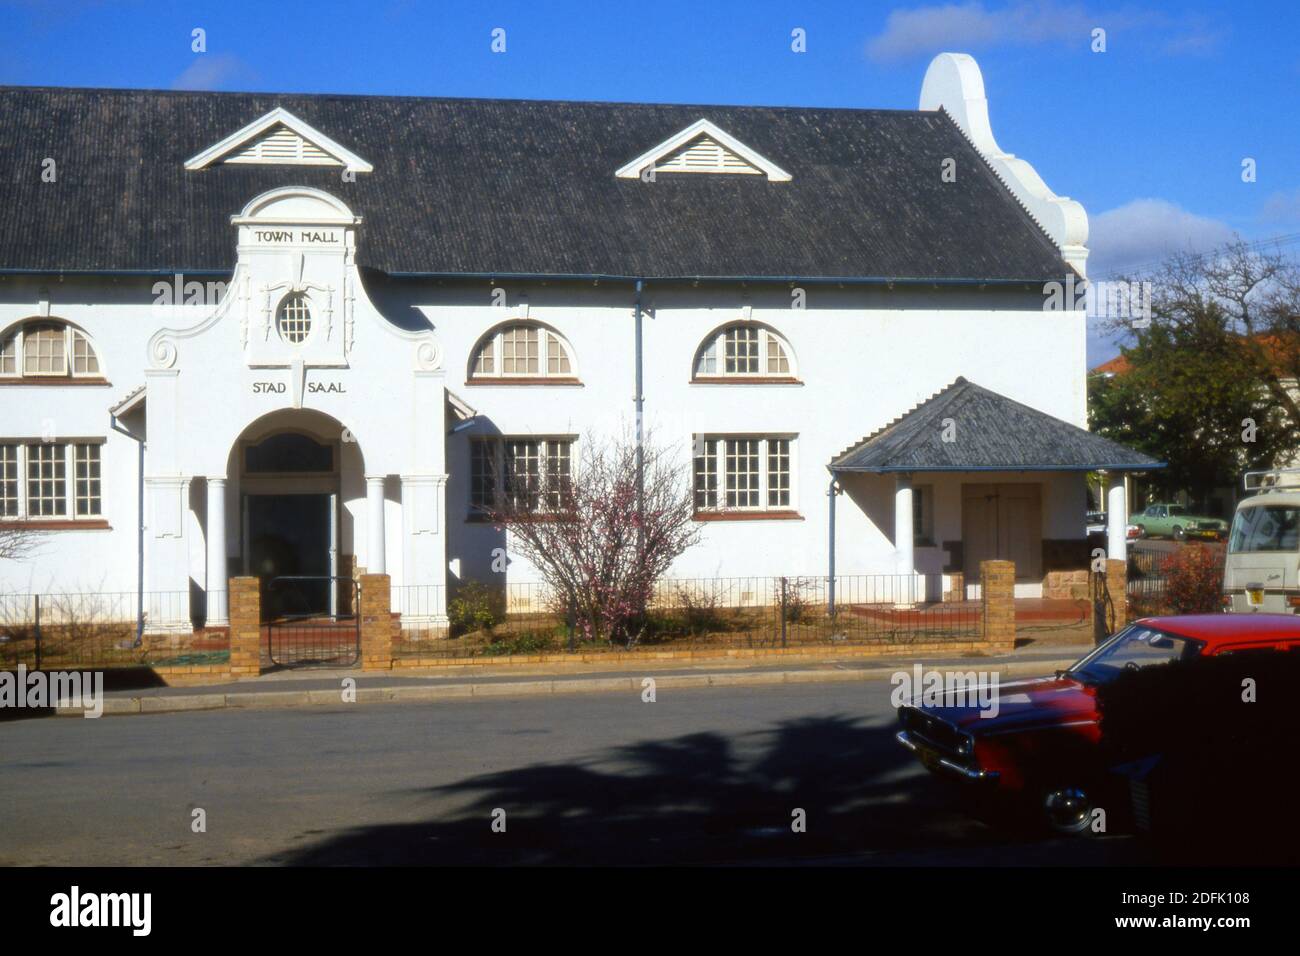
[1087,198,1236,277]
[865,2,1220,62]
[1260,189,1300,225]
[172,53,256,92]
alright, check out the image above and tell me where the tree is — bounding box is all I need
[0,524,38,563]
[1092,241,1300,504]
[487,435,701,647]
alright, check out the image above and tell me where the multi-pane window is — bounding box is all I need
[503,439,541,510]
[26,443,67,517]
[277,293,313,344]
[23,324,67,375]
[74,443,102,516]
[470,439,498,511]
[693,438,719,510]
[0,444,18,517]
[502,327,539,374]
[724,327,760,374]
[544,441,572,510]
[767,439,790,508]
[693,323,794,379]
[725,438,760,508]
[693,435,796,513]
[470,436,574,513]
[0,322,103,379]
[0,441,105,520]
[470,323,576,380]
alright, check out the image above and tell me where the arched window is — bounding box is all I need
[0,320,103,379]
[469,323,577,382]
[692,323,795,381]
[277,293,313,344]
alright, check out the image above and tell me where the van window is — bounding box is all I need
[1229,505,1300,553]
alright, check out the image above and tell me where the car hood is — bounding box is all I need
[908,674,1097,733]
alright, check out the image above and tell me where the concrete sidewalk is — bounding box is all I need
[55,643,1091,717]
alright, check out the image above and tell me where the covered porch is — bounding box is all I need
[827,377,1161,603]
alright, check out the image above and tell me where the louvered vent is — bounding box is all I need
[655,135,761,175]
[223,124,340,166]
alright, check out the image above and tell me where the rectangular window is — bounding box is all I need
[694,435,795,514]
[470,438,497,511]
[501,327,539,375]
[767,439,790,508]
[74,443,101,516]
[22,325,66,376]
[913,485,934,545]
[471,437,574,514]
[693,438,718,510]
[26,442,66,517]
[504,440,541,510]
[544,440,571,509]
[724,327,759,374]
[725,438,760,508]
[0,444,18,517]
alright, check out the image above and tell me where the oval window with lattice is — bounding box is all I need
[277,293,313,345]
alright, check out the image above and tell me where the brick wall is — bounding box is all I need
[229,576,262,678]
[980,559,1015,651]
[359,573,393,671]
[1105,558,1128,632]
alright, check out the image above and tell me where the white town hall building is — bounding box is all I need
[0,53,1154,630]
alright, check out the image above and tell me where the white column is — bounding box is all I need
[1107,477,1128,560]
[366,475,387,574]
[205,477,228,626]
[894,472,915,597]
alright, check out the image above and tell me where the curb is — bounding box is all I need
[53,658,1078,718]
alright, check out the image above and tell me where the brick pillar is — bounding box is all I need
[360,573,393,671]
[945,572,965,603]
[229,576,262,678]
[980,559,1016,651]
[1105,558,1128,632]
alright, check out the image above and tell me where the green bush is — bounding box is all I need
[447,581,504,637]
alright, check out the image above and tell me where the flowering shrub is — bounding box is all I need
[489,435,701,647]
[1161,543,1224,614]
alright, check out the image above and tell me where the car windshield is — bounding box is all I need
[1068,625,1202,685]
[1230,505,1300,553]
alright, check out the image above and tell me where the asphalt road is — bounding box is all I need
[0,680,1142,866]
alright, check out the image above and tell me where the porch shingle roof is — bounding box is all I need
[829,377,1162,473]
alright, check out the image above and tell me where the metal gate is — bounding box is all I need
[265,575,360,667]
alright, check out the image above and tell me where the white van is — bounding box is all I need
[1224,469,1300,614]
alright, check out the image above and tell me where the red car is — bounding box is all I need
[896,614,1300,834]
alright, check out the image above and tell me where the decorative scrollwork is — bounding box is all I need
[415,340,442,371]
[150,335,178,369]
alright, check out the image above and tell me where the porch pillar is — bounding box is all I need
[205,476,228,626]
[366,475,387,574]
[894,472,914,575]
[1106,475,1128,559]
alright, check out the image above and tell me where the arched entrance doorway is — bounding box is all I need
[241,429,341,618]
[212,408,369,644]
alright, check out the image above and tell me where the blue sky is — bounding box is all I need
[2,0,1297,363]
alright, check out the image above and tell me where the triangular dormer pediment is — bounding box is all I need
[184,107,373,173]
[616,118,791,182]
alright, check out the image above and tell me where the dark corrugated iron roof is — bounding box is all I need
[830,377,1162,473]
[0,86,1071,281]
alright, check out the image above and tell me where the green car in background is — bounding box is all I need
[1133,503,1228,541]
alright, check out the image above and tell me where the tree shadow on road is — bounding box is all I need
[265,714,1060,865]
